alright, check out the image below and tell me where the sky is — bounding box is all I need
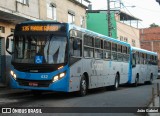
[90,0,160,28]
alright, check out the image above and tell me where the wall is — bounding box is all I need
[0,0,40,84]
[40,0,87,28]
[117,21,140,48]
[140,27,160,68]
[0,22,15,84]
[16,0,39,19]
[87,12,117,39]
[0,0,39,19]
[0,0,16,11]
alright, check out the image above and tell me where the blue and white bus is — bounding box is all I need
[6,21,132,96]
[129,47,158,86]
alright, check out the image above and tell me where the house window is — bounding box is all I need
[80,16,84,27]
[17,0,28,5]
[68,10,75,24]
[0,26,5,33]
[132,39,136,46]
[47,3,57,20]
[124,37,128,43]
[11,28,15,34]
[120,36,123,41]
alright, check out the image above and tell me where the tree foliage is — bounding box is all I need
[150,23,159,27]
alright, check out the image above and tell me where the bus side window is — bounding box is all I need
[144,54,147,64]
[132,53,136,67]
[136,52,139,64]
[70,37,82,57]
[155,56,158,65]
[104,41,111,59]
[154,55,157,65]
[140,53,143,64]
[95,38,103,59]
[142,53,144,64]
[83,35,94,58]
[111,43,117,60]
[150,55,154,65]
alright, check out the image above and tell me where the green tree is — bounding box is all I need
[150,23,159,27]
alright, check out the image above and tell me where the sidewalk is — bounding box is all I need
[0,82,160,116]
[0,83,30,97]
[148,96,160,116]
[0,83,7,88]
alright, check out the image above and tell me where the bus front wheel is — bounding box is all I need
[113,74,119,90]
[134,75,139,87]
[78,75,87,97]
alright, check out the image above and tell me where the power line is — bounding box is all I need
[120,0,139,38]
[117,26,138,38]
[122,0,160,13]
[139,22,146,29]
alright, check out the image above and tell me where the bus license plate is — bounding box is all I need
[29,82,38,87]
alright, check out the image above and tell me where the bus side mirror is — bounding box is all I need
[6,34,14,54]
[73,39,78,50]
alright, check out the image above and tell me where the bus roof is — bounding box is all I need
[20,21,64,25]
[131,46,157,56]
[18,21,130,47]
[68,23,131,47]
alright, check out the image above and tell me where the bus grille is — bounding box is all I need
[16,78,52,87]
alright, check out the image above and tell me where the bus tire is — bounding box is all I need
[134,75,139,87]
[149,74,153,84]
[113,74,119,90]
[78,75,87,97]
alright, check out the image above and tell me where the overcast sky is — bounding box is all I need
[90,0,160,28]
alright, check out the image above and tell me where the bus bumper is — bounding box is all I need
[10,75,69,92]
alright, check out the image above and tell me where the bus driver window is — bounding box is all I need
[44,36,66,64]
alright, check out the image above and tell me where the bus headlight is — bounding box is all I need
[52,72,66,82]
[60,73,65,78]
[10,70,14,76]
[10,70,17,80]
[13,74,17,79]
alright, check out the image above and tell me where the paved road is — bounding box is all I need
[0,79,160,116]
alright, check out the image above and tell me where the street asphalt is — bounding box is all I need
[0,80,160,116]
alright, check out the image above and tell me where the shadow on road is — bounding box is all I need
[0,82,154,107]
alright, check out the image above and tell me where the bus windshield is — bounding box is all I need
[13,35,67,64]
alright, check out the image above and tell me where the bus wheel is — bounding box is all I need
[149,74,153,84]
[78,75,87,97]
[134,75,139,87]
[113,74,119,90]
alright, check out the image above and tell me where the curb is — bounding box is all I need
[0,88,31,98]
[148,97,160,116]
[0,83,7,88]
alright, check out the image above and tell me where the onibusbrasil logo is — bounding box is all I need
[1,108,42,114]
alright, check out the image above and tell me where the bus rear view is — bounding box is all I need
[6,22,70,93]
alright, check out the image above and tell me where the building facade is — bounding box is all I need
[140,27,160,68]
[115,11,140,48]
[116,21,140,48]
[87,11,117,39]
[40,0,88,28]
[0,0,40,84]
[87,10,140,48]
[0,0,89,84]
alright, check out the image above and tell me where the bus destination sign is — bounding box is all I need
[22,25,60,32]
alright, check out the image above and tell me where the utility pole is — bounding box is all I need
[107,0,111,37]
[156,0,160,5]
